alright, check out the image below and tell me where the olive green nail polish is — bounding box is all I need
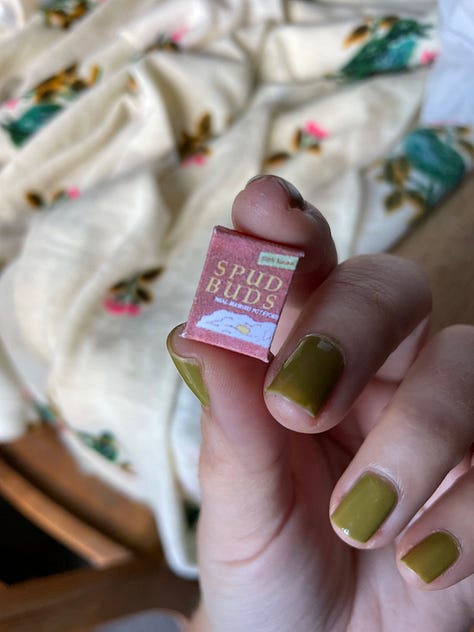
[401,531,460,583]
[166,330,210,407]
[266,335,344,416]
[331,472,398,542]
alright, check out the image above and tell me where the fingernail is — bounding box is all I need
[166,327,210,407]
[401,531,460,583]
[247,175,305,210]
[330,472,398,543]
[246,174,267,185]
[266,334,344,416]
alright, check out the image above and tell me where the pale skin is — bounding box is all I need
[168,176,474,632]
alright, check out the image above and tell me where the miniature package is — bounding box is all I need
[182,226,304,361]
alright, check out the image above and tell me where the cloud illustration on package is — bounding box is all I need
[196,310,276,346]
[182,226,304,361]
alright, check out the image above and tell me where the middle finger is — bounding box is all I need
[264,254,431,433]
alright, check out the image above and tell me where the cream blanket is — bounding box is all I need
[0,0,472,577]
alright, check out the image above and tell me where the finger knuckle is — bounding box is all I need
[333,256,407,333]
[435,324,474,348]
[424,326,474,421]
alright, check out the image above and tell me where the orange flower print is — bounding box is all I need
[25,186,81,209]
[146,26,187,54]
[1,64,101,146]
[178,113,212,166]
[42,0,95,30]
[265,120,330,167]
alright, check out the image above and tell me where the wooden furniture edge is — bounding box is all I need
[0,454,131,568]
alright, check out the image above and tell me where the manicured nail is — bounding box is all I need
[401,531,460,583]
[266,334,344,416]
[166,327,210,407]
[331,472,398,543]
[247,175,305,210]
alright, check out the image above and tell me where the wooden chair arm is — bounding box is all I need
[0,557,198,632]
[0,455,131,568]
[0,424,162,561]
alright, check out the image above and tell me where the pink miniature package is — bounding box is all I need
[182,226,304,361]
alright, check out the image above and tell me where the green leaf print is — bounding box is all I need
[42,0,93,29]
[404,129,466,192]
[1,64,101,147]
[33,401,60,425]
[384,190,404,211]
[78,430,120,462]
[1,103,62,146]
[340,18,431,80]
[380,125,471,220]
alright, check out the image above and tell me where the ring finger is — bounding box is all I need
[398,465,474,590]
[329,325,474,554]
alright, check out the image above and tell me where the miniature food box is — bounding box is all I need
[182,226,304,361]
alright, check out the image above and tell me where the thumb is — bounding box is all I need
[165,175,337,568]
[167,324,293,565]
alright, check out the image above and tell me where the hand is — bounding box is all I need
[167,176,474,632]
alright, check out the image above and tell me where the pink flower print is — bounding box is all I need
[303,121,329,140]
[4,98,19,111]
[104,297,142,316]
[126,303,141,316]
[183,153,207,167]
[104,267,161,316]
[66,187,81,199]
[294,120,329,154]
[178,113,212,164]
[171,25,188,43]
[420,50,438,66]
[67,187,81,199]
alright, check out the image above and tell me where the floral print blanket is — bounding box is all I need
[0,0,472,577]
